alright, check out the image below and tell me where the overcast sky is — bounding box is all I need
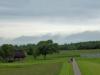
[0,0,100,38]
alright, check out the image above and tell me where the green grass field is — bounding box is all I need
[0,62,62,75]
[0,49,100,75]
[0,50,74,75]
[77,58,100,75]
[0,58,73,75]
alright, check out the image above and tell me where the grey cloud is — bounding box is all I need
[0,0,100,23]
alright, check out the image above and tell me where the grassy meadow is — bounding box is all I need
[0,57,73,75]
[77,58,100,75]
[0,50,75,75]
[0,63,62,75]
[0,49,100,75]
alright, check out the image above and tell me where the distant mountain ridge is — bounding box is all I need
[0,31,100,45]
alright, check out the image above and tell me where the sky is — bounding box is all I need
[0,0,100,38]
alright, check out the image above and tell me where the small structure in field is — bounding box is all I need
[14,50,26,60]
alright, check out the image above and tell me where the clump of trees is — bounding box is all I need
[37,40,59,59]
[0,44,26,62]
[0,40,59,62]
[20,40,59,59]
[0,44,15,62]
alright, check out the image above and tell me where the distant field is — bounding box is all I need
[77,58,100,75]
[44,49,100,59]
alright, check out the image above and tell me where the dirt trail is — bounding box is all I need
[72,58,81,75]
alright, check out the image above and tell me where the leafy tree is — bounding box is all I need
[37,40,59,59]
[0,44,15,62]
[32,46,40,59]
[18,44,40,59]
[19,44,36,55]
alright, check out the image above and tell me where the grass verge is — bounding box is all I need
[59,61,74,75]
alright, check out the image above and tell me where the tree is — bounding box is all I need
[37,40,59,59]
[0,44,15,62]
[32,46,40,59]
[19,44,36,55]
[52,43,59,53]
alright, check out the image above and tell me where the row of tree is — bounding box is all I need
[19,40,59,59]
[0,40,100,62]
[60,41,100,50]
[0,40,59,62]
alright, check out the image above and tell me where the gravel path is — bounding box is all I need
[72,58,81,75]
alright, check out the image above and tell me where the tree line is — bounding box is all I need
[60,41,100,50]
[0,40,59,62]
[0,40,100,62]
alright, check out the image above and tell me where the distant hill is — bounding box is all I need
[64,31,100,43]
[0,31,100,45]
